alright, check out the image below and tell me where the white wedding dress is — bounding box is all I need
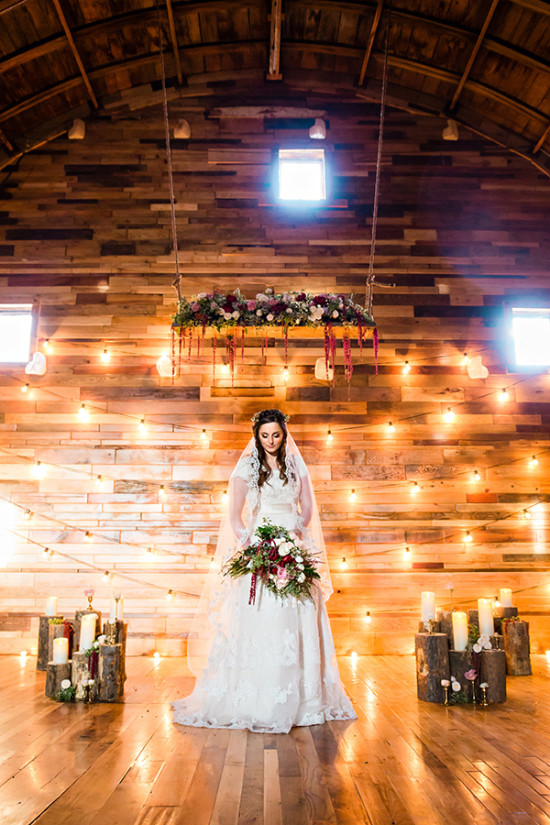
[171,453,357,734]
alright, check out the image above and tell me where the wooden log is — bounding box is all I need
[45,662,71,698]
[436,610,453,647]
[47,622,66,664]
[502,620,532,675]
[73,609,101,651]
[37,615,63,671]
[467,609,479,627]
[417,619,441,634]
[72,651,91,701]
[449,650,473,699]
[98,643,123,702]
[493,606,519,633]
[102,620,127,684]
[480,649,506,703]
[415,633,450,704]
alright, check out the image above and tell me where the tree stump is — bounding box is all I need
[415,633,450,703]
[73,609,102,651]
[98,643,123,702]
[48,622,66,663]
[449,650,474,698]
[502,620,531,675]
[72,651,92,701]
[45,662,71,698]
[467,609,479,627]
[102,620,127,684]
[437,610,453,647]
[37,615,64,671]
[480,649,506,702]
[493,606,519,634]
[417,619,441,634]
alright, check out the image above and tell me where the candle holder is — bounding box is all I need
[443,685,449,705]
[480,684,489,706]
[470,681,477,705]
[107,621,117,645]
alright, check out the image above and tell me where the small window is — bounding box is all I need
[278,148,326,201]
[0,304,34,363]
[510,307,550,368]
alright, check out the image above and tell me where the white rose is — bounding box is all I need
[93,640,99,648]
[297,564,304,571]
[289,532,297,540]
[440,679,450,687]
[266,313,274,321]
[452,682,461,692]
[223,312,232,320]
[295,555,303,563]
[98,634,106,644]
[61,679,71,689]
[278,546,286,557]
[480,682,488,688]
[197,292,207,299]
[297,573,306,583]
[473,643,482,653]
[88,679,95,686]
[286,308,293,314]
[274,537,285,546]
[256,293,267,301]
[256,309,262,316]
[483,641,492,650]
[332,310,339,318]
[231,311,240,319]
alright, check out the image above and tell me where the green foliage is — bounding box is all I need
[48,617,64,625]
[56,685,76,702]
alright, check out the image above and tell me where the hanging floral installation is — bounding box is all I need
[171,288,377,384]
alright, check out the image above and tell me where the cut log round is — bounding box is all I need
[436,610,453,647]
[418,619,441,634]
[45,662,71,698]
[415,633,450,703]
[102,620,127,684]
[73,609,101,651]
[502,620,532,675]
[72,651,90,701]
[449,650,474,698]
[480,649,507,703]
[493,607,519,634]
[98,643,123,702]
[48,622,66,663]
[37,615,63,671]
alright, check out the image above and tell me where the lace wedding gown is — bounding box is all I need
[171,454,357,734]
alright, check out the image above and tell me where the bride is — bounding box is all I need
[171,408,357,734]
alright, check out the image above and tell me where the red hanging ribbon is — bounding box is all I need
[248,573,257,605]
[373,327,379,375]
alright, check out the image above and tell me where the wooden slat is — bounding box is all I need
[449,0,501,112]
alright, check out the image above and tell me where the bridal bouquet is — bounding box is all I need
[223,520,320,604]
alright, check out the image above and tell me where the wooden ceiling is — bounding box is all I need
[0,0,549,172]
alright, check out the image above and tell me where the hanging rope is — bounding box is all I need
[156,0,182,303]
[365,0,392,315]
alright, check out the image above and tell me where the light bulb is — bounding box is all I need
[365,611,372,623]
[349,489,357,502]
[523,509,532,520]
[341,557,347,569]
[222,491,228,503]
[153,651,161,661]
[84,531,93,542]
[499,388,509,403]
[530,455,539,467]
[138,418,147,433]
[444,408,455,423]
[403,546,411,559]
[411,482,419,494]
[159,485,166,498]
[326,429,333,443]
[200,429,208,441]
[31,460,46,479]
[166,589,175,601]
[465,531,473,543]
[43,339,52,353]
[95,474,103,485]
[387,421,394,433]
[78,404,90,422]
[221,364,230,375]
[21,383,29,394]
[44,547,54,560]
[19,650,28,660]
[472,470,481,482]
[494,599,501,608]
[23,509,33,520]
[102,570,112,582]
[101,348,110,364]
[145,546,156,559]
[403,361,411,374]
[462,352,470,366]
[282,366,289,382]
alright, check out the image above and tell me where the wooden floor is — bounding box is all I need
[1,655,550,825]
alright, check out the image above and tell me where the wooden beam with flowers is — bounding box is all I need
[171,289,377,383]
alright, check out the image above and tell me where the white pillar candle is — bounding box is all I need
[499,588,513,607]
[421,591,436,621]
[478,598,494,636]
[53,636,68,664]
[79,613,97,651]
[452,611,468,651]
[109,595,124,622]
[116,595,124,621]
[45,596,58,617]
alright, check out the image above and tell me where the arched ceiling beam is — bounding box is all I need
[267,0,283,80]
[165,0,184,85]
[449,0,500,112]
[358,0,383,86]
[51,0,98,109]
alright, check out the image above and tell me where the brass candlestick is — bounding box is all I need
[481,685,489,707]
[470,681,477,705]
[443,685,449,705]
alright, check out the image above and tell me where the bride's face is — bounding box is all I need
[258,422,284,455]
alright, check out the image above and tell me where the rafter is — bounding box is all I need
[165,0,183,85]
[449,0,500,112]
[267,0,283,80]
[533,123,550,153]
[358,0,383,86]
[51,0,98,109]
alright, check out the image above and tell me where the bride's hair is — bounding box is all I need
[252,409,289,488]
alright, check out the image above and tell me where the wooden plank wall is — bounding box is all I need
[0,82,549,656]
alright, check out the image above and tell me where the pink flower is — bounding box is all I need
[84,588,94,597]
[191,302,199,312]
[464,669,477,681]
[247,300,257,311]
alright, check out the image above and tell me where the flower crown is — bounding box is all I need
[251,411,290,425]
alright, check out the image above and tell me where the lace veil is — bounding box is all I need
[186,428,333,677]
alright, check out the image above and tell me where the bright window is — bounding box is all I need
[0,304,33,363]
[278,148,326,201]
[511,308,550,368]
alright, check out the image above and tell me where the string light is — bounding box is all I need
[465,531,473,543]
[282,366,289,382]
[31,461,46,479]
[145,546,156,560]
[499,388,509,403]
[166,589,175,601]
[462,352,470,365]
[159,485,166,499]
[23,509,33,520]
[95,474,103,485]
[387,421,394,433]
[43,547,54,560]
[84,531,93,542]
[102,570,113,582]
[222,491,228,503]
[472,469,481,482]
[411,482,420,494]
[100,348,110,364]
[200,429,208,441]
[78,404,90,422]
[326,429,333,444]
[221,363,230,375]
[494,597,501,608]
[523,509,532,520]
[403,545,411,560]
[349,489,357,502]
[530,455,539,467]
[43,339,52,353]
[365,611,372,623]
[21,383,29,394]
[340,557,347,569]
[138,418,147,433]
[444,407,455,423]
[403,361,410,374]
